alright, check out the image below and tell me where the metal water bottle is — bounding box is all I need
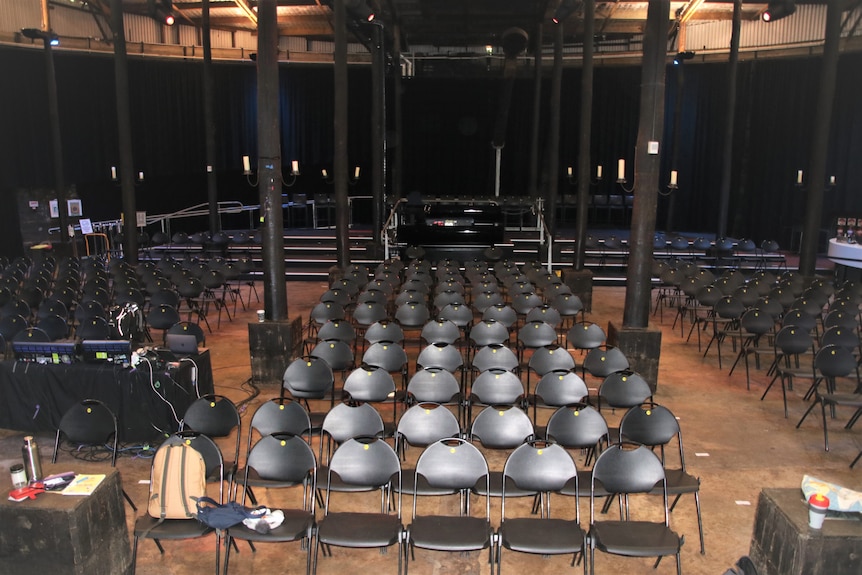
[22,436,43,483]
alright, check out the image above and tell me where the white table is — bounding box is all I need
[827,238,862,269]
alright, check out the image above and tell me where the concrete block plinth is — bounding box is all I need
[249,317,304,386]
[607,321,662,393]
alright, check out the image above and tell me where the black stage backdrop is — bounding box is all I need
[1,44,861,251]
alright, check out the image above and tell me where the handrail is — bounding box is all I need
[382,198,406,261]
[534,205,554,273]
[48,201,258,240]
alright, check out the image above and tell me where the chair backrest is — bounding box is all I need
[472,344,519,373]
[396,402,461,451]
[566,321,606,351]
[517,320,558,349]
[406,368,462,404]
[343,364,397,402]
[533,370,589,407]
[323,437,400,512]
[321,402,385,446]
[470,369,525,407]
[470,405,534,449]
[249,397,312,439]
[528,345,576,376]
[545,404,609,448]
[502,441,578,516]
[773,325,813,356]
[316,319,356,344]
[416,342,463,372]
[283,356,334,399]
[310,339,355,372]
[469,319,510,348]
[352,302,388,328]
[814,344,859,379]
[583,346,630,378]
[395,301,430,329]
[413,438,489,506]
[819,326,859,351]
[739,308,774,335]
[13,327,50,343]
[364,319,405,346]
[598,371,652,409]
[55,399,118,466]
[619,403,684,466]
[245,432,316,489]
[482,303,517,328]
[362,341,408,372]
[590,443,668,523]
[420,319,461,346]
[438,303,473,328]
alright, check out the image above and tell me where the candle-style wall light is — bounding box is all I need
[794,169,837,190]
[242,155,300,187]
[110,166,145,185]
[565,164,603,185]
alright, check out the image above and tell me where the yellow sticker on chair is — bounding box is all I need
[87,407,92,414]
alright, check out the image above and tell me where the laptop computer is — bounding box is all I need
[159,333,200,361]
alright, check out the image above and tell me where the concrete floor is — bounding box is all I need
[17,280,862,574]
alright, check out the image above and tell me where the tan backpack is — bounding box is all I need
[147,441,207,520]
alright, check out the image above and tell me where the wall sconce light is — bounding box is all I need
[795,169,836,190]
[659,170,680,196]
[616,158,634,193]
[565,164,603,185]
[242,155,300,187]
[110,166,144,185]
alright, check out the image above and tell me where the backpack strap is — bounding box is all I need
[158,443,173,520]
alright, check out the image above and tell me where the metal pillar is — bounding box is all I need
[622,0,669,328]
[528,23,543,200]
[716,0,742,239]
[202,0,219,234]
[110,0,137,263]
[256,0,287,320]
[370,23,385,250]
[799,0,841,277]
[334,0,350,268]
[544,24,563,243]
[574,0,595,270]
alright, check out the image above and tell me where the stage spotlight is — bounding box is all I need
[673,51,695,65]
[762,1,796,22]
[345,0,375,22]
[553,0,582,24]
[21,28,59,46]
[149,0,175,26]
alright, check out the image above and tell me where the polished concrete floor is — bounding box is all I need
[17,279,862,574]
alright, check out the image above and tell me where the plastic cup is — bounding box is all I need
[256,310,265,323]
[808,493,830,529]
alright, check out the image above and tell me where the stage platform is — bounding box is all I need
[138,226,833,285]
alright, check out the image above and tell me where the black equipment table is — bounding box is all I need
[0,351,214,442]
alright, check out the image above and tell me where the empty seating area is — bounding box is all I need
[0,251,257,364]
[651,256,862,469]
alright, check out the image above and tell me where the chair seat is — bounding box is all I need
[409,516,493,552]
[821,393,862,409]
[662,468,700,494]
[560,472,608,497]
[499,517,585,554]
[234,467,308,490]
[590,520,681,557]
[394,469,458,496]
[226,509,314,543]
[316,512,403,547]
[472,472,536,498]
[318,467,380,494]
[134,515,213,540]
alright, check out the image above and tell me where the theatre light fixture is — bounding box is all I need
[762,1,796,22]
[553,0,582,24]
[673,51,695,65]
[21,28,59,46]
[345,0,375,22]
[149,0,175,26]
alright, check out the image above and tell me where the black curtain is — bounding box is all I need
[1,45,862,255]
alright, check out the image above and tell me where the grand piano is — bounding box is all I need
[398,195,505,250]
